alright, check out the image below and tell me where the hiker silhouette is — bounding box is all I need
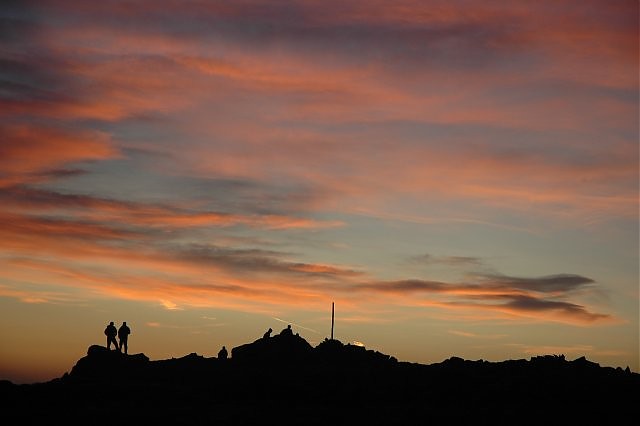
[218,346,228,360]
[263,328,273,339]
[280,324,293,336]
[104,322,118,350]
[118,322,131,354]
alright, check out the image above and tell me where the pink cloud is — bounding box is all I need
[0,0,632,331]
[0,124,117,187]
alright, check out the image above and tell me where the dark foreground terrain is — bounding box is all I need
[1,334,637,425]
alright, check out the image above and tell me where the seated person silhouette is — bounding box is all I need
[280,324,293,337]
[218,346,228,360]
[118,322,131,354]
[263,328,273,339]
[104,321,118,351]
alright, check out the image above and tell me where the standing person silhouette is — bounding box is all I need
[118,322,131,354]
[104,321,118,351]
[218,346,228,360]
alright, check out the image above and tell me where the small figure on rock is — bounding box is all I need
[263,328,273,339]
[104,321,118,351]
[218,345,228,360]
[118,321,131,354]
[280,324,293,336]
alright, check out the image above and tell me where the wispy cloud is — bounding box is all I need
[508,343,595,357]
[448,330,508,339]
[3,0,636,225]
[410,254,485,268]
[0,1,633,335]
[271,317,320,335]
[354,274,610,325]
[0,124,118,188]
[473,274,595,294]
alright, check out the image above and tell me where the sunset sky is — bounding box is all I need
[1,0,638,384]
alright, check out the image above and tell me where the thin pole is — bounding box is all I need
[331,302,335,340]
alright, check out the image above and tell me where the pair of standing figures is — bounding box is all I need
[104,321,131,354]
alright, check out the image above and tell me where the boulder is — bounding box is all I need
[68,345,149,381]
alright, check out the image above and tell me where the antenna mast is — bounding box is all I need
[331,302,335,340]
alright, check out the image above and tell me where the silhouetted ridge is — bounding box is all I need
[314,338,397,366]
[3,334,638,425]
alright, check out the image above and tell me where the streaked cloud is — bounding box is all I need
[3,1,636,223]
[0,124,117,187]
[410,254,485,268]
[355,274,609,325]
[448,330,507,340]
[508,343,595,357]
[474,274,595,294]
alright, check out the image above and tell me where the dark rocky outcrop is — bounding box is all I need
[67,345,149,381]
[314,338,397,366]
[231,333,313,364]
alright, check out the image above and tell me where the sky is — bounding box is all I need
[0,0,638,384]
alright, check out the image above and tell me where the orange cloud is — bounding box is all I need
[6,1,634,229]
[0,220,613,327]
[0,0,632,333]
[0,124,117,187]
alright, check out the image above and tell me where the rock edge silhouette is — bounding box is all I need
[1,334,638,425]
